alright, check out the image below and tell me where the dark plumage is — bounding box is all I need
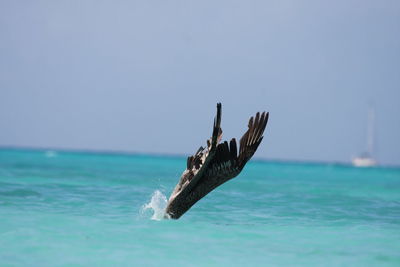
[165,103,269,219]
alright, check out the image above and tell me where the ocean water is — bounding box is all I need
[0,149,399,267]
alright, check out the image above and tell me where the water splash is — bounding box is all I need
[141,190,169,220]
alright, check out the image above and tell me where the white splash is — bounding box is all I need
[141,190,169,220]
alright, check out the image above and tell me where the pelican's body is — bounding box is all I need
[165,103,269,219]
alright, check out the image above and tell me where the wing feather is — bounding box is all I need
[229,138,237,161]
[238,112,269,168]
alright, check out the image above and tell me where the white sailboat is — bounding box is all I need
[352,107,377,167]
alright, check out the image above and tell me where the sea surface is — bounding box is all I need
[0,149,399,266]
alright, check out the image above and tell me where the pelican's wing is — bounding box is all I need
[204,111,269,181]
[186,103,222,175]
[171,103,223,197]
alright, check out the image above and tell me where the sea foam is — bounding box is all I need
[141,190,168,220]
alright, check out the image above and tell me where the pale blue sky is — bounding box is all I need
[1,0,399,165]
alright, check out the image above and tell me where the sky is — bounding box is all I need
[0,0,399,165]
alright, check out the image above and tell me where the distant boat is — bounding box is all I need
[352,153,377,167]
[352,107,377,167]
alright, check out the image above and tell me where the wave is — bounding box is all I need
[0,189,41,197]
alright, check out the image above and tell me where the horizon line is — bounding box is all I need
[0,145,398,169]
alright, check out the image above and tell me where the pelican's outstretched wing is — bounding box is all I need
[204,111,269,183]
[168,103,222,199]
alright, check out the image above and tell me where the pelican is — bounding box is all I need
[165,103,269,219]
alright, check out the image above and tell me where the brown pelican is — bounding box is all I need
[165,103,269,219]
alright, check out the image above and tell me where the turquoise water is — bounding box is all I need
[0,149,399,266]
